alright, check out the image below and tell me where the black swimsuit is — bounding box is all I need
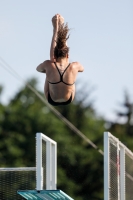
[48,62,74,106]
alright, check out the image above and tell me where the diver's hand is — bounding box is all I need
[52,14,59,30]
[59,15,64,25]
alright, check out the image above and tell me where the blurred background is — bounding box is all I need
[0,0,133,121]
[0,1,133,199]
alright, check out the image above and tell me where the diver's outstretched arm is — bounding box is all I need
[36,15,65,73]
[50,14,64,61]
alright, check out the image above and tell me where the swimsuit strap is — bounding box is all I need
[48,62,75,85]
[54,62,71,82]
[54,62,74,86]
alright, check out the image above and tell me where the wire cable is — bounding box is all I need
[0,56,104,155]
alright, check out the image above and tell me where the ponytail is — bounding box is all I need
[54,23,70,58]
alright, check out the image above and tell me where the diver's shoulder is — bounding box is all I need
[71,61,84,72]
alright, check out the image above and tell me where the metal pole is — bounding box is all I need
[36,133,43,190]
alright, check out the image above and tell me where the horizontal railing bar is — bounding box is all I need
[0,167,36,171]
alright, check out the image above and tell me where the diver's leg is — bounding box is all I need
[71,84,76,102]
[44,78,49,100]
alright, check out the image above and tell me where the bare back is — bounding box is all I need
[45,60,79,102]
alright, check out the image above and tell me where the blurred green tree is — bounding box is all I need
[107,90,133,151]
[0,85,3,104]
[0,78,105,199]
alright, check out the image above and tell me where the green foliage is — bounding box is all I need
[107,90,133,151]
[0,78,105,199]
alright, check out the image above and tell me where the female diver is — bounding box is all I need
[36,14,84,106]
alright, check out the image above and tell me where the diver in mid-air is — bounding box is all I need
[36,14,84,106]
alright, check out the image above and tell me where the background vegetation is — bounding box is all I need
[0,78,133,200]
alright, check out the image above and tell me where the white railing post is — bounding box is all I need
[36,133,43,190]
[104,132,133,200]
[46,141,57,189]
[52,142,57,189]
[120,146,125,200]
[117,141,120,200]
[104,132,110,200]
[36,133,57,190]
[46,141,51,189]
